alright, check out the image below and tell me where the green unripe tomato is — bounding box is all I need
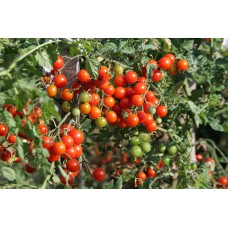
[187,164,192,170]
[167,145,177,155]
[62,101,71,112]
[72,107,80,116]
[95,117,107,128]
[141,142,151,153]
[138,132,150,142]
[156,117,162,124]
[162,155,171,166]
[148,106,156,115]
[130,136,141,146]
[133,130,139,136]
[130,146,143,157]
[159,144,166,153]
[113,64,124,75]
[191,163,197,171]
[79,92,90,102]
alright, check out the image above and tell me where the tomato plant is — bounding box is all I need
[0,38,227,189]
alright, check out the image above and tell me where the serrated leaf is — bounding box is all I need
[35,50,52,69]
[116,175,123,189]
[208,119,224,132]
[182,40,194,51]
[105,179,114,189]
[1,167,16,181]
[122,46,135,54]
[58,165,68,179]
[52,174,60,184]
[118,40,128,50]
[86,58,100,79]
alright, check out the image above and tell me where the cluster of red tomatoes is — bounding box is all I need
[0,102,106,185]
[44,54,188,134]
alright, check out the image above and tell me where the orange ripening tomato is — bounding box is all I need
[103,96,115,108]
[89,106,101,119]
[46,84,58,97]
[61,88,74,101]
[105,111,117,123]
[77,69,91,83]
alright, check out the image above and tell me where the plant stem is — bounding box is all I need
[39,162,55,189]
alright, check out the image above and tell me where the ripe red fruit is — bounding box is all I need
[66,159,80,172]
[48,152,60,162]
[77,69,91,83]
[164,53,175,65]
[104,84,115,96]
[8,134,17,143]
[114,87,126,99]
[196,154,203,162]
[93,168,106,181]
[126,114,139,127]
[205,157,215,164]
[143,114,154,126]
[52,142,66,155]
[60,124,74,137]
[145,91,155,102]
[156,106,168,117]
[0,150,11,162]
[120,97,132,109]
[114,75,126,87]
[131,95,144,107]
[125,71,138,84]
[0,124,8,136]
[98,66,109,78]
[137,172,147,181]
[38,124,49,135]
[147,168,156,178]
[134,83,147,95]
[42,136,53,149]
[69,129,84,145]
[61,135,74,149]
[146,121,157,132]
[25,164,36,173]
[137,111,147,124]
[54,74,68,88]
[158,57,172,70]
[177,59,189,71]
[152,70,162,82]
[53,56,64,70]
[218,177,228,186]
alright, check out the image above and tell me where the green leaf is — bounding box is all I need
[86,58,100,79]
[208,119,224,132]
[102,42,117,52]
[116,175,123,189]
[58,165,68,179]
[1,167,16,181]
[182,40,194,51]
[138,43,157,51]
[35,50,52,69]
[122,46,135,54]
[104,179,114,189]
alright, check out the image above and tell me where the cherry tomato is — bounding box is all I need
[53,56,64,70]
[138,132,150,142]
[61,135,74,149]
[8,134,17,143]
[98,66,109,77]
[177,59,189,71]
[137,172,147,181]
[147,60,158,69]
[131,95,144,107]
[145,91,155,102]
[33,107,42,117]
[146,121,157,132]
[164,53,175,65]
[147,168,156,178]
[89,106,102,119]
[141,141,151,152]
[48,152,60,162]
[104,96,115,108]
[93,168,106,181]
[156,105,168,117]
[134,83,147,95]
[38,124,48,135]
[137,111,147,124]
[77,69,91,83]
[125,71,138,84]
[159,144,166,153]
[167,145,177,155]
[218,177,228,185]
[66,159,80,172]
[95,117,107,128]
[46,85,58,97]
[152,70,162,82]
[61,88,74,101]
[80,102,91,114]
[105,111,117,123]
[52,142,66,155]
[104,84,115,96]
[42,136,53,149]
[126,114,139,127]
[114,75,126,87]
[25,164,36,173]
[79,92,90,102]
[62,101,71,112]
[168,64,178,76]
[130,145,143,157]
[196,154,203,162]
[60,124,74,137]
[205,157,215,164]
[130,136,141,146]
[69,129,84,145]
[114,87,126,99]
[113,65,124,75]
[89,93,100,106]
[43,75,51,84]
[63,146,79,160]
[0,150,11,162]
[158,57,171,70]
[143,114,154,126]
[162,155,171,166]
[54,74,67,88]
[119,97,131,109]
